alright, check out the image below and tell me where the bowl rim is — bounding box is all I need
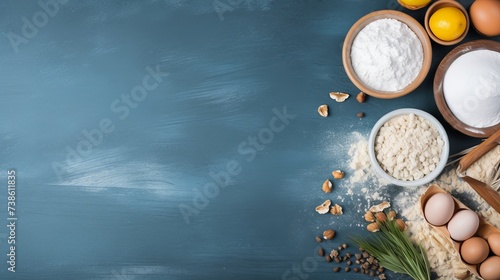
[424,0,470,46]
[368,108,450,188]
[433,39,500,138]
[342,10,432,99]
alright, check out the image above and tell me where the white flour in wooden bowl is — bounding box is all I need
[443,49,500,128]
[350,18,423,92]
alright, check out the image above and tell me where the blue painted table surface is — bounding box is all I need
[0,0,498,279]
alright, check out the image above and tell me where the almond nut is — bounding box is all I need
[387,210,397,221]
[322,179,333,193]
[375,212,387,223]
[315,199,332,214]
[395,219,406,231]
[330,204,343,215]
[323,229,335,240]
[367,222,380,233]
[329,92,350,102]
[369,201,390,213]
[364,211,375,222]
[356,92,366,103]
[318,105,328,117]
[332,170,344,179]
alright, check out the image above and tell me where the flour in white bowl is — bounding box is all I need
[350,18,423,92]
[443,49,500,128]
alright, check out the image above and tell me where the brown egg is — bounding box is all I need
[460,237,490,264]
[480,256,500,280]
[470,0,500,36]
[488,233,500,256]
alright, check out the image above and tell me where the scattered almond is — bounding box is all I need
[322,179,333,193]
[329,92,350,102]
[323,229,335,240]
[387,210,397,221]
[375,212,387,223]
[318,105,328,117]
[364,211,375,222]
[315,199,332,214]
[369,201,390,213]
[356,92,366,103]
[395,219,406,231]
[330,204,343,215]
[367,222,380,233]
[332,170,344,179]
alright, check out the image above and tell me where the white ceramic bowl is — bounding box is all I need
[368,108,450,187]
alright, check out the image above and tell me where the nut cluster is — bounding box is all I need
[315,235,386,279]
[317,91,366,118]
[364,208,406,232]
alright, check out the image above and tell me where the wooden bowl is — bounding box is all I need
[434,40,500,138]
[342,10,432,99]
[420,184,500,278]
[397,0,431,10]
[424,0,470,46]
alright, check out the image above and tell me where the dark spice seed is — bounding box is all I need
[347,260,352,266]
[345,253,351,258]
[342,243,347,249]
[355,260,360,265]
[343,256,347,261]
[334,257,340,263]
[357,112,365,118]
[353,267,359,273]
[325,255,332,263]
[378,267,384,273]
[338,246,342,251]
[333,267,340,272]
[355,253,361,260]
[318,248,325,256]
[345,267,350,272]
[315,236,322,243]
[362,252,369,258]
[370,271,375,277]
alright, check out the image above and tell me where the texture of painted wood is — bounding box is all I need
[0,0,493,279]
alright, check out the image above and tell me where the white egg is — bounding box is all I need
[424,193,455,226]
[447,210,480,241]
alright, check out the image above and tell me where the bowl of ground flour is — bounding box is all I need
[368,108,450,187]
[434,40,500,138]
[343,10,432,99]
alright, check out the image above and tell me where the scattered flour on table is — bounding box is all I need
[396,145,500,280]
[347,133,500,280]
[344,132,390,221]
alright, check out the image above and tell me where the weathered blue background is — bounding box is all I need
[0,0,495,279]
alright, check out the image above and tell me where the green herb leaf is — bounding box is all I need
[351,217,430,280]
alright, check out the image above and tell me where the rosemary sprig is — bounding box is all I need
[351,218,430,280]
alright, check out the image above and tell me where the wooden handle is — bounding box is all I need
[459,129,500,172]
[462,176,500,214]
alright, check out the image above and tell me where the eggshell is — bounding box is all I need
[460,237,490,264]
[488,233,500,256]
[424,193,455,226]
[447,210,480,241]
[470,0,500,37]
[479,256,500,280]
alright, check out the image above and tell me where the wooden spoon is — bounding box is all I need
[458,129,500,214]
